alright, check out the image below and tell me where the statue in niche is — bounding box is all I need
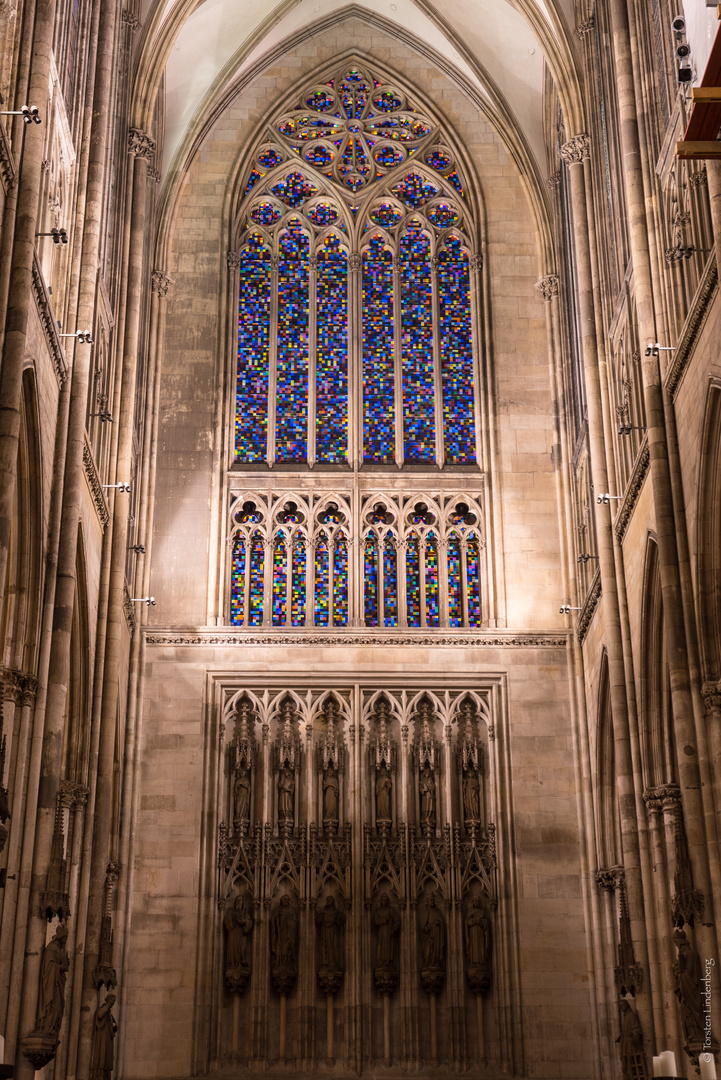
[323,763,339,824]
[373,891,401,995]
[90,994,117,1080]
[462,768,481,823]
[616,999,647,1080]
[465,896,492,995]
[316,894,345,995]
[35,922,70,1035]
[224,892,254,994]
[419,764,436,830]
[375,765,392,824]
[419,892,446,995]
[233,766,251,827]
[673,927,704,1045]
[271,893,298,995]
[277,765,295,827]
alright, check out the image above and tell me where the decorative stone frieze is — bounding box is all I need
[32,255,68,385]
[666,259,718,398]
[577,567,601,644]
[615,439,650,541]
[83,437,110,529]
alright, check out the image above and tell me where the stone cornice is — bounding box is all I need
[32,255,67,385]
[145,630,569,648]
[577,567,601,644]
[0,119,16,192]
[665,256,718,399]
[83,436,110,530]
[615,437,650,541]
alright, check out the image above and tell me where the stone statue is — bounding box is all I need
[616,999,646,1080]
[233,767,251,825]
[673,927,704,1045]
[323,764,339,823]
[278,766,295,827]
[375,765,392,823]
[271,893,298,995]
[36,922,70,1035]
[90,994,117,1080]
[316,894,345,994]
[419,893,446,995]
[465,896,491,995]
[224,893,253,994]
[462,769,481,822]
[419,765,436,829]
[373,892,401,995]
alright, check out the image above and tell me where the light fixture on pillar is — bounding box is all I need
[36,228,68,245]
[617,424,645,436]
[90,409,113,423]
[559,604,582,615]
[596,493,623,505]
[0,99,41,123]
[58,329,93,343]
[577,553,599,564]
[645,342,675,358]
[103,481,131,493]
[130,596,156,606]
[129,544,145,554]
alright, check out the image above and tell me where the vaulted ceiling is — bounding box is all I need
[132,0,583,187]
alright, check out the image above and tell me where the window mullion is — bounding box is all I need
[267,255,279,466]
[431,256,444,468]
[308,252,317,467]
[393,254,403,467]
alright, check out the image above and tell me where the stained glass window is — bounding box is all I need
[363,236,395,463]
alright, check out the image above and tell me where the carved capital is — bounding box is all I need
[151,270,174,297]
[689,167,708,188]
[560,134,590,167]
[535,274,559,302]
[575,15,595,37]
[2,668,24,704]
[547,171,561,189]
[121,8,140,30]
[642,788,663,814]
[147,166,161,184]
[227,251,241,271]
[128,128,155,159]
[348,253,362,272]
[596,865,625,891]
[701,681,721,712]
[470,252,483,272]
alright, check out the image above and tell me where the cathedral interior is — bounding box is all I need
[1,1,721,1079]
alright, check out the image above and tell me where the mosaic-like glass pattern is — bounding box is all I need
[315,538,330,625]
[270,171,318,207]
[305,144,334,168]
[374,144,404,168]
[369,202,403,227]
[391,172,439,207]
[364,538,379,627]
[291,543,306,626]
[307,201,339,226]
[426,536,440,628]
[427,202,459,229]
[249,201,281,226]
[316,235,348,463]
[306,89,336,112]
[467,541,482,627]
[245,169,263,194]
[373,90,403,112]
[439,237,476,464]
[334,537,349,626]
[401,223,435,462]
[276,222,309,461]
[249,536,265,626]
[383,540,398,627]
[406,536,421,627]
[273,541,287,625]
[236,235,271,461]
[230,539,246,625]
[363,236,395,463]
[257,147,284,170]
[426,148,453,172]
[447,537,462,627]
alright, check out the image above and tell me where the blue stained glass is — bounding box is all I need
[426,148,453,172]
[439,237,476,464]
[245,169,263,193]
[306,89,336,112]
[364,538,379,626]
[383,540,398,627]
[249,536,265,626]
[257,148,283,169]
[316,236,348,462]
[334,537,349,626]
[291,543,306,625]
[406,536,420,626]
[307,201,339,226]
[369,202,402,227]
[315,539,330,625]
[467,541,481,627]
[448,537,462,627]
[230,539,246,625]
[426,537,439,627]
[363,236,395,463]
[373,90,403,112]
[391,172,439,207]
[273,541,287,625]
[236,236,270,461]
[401,223,435,462]
[270,171,318,206]
[276,222,309,461]
[446,170,464,196]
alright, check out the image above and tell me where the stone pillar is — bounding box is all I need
[706,163,721,274]
[700,684,721,822]
[560,131,654,1050]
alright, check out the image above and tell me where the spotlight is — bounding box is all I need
[130,596,156,606]
[102,482,131,493]
[0,103,41,123]
[129,544,146,554]
[37,229,68,244]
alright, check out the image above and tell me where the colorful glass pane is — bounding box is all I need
[257,148,284,170]
[406,536,421,627]
[249,536,264,626]
[249,201,281,226]
[425,537,439,627]
[236,236,270,461]
[362,236,395,463]
[307,201,339,226]
[426,202,459,229]
[305,144,334,168]
[426,147,453,172]
[447,537,462,627]
[315,539,330,625]
[467,541,482,627]
[291,543,307,626]
[391,172,439,207]
[439,237,475,464]
[446,170,464,196]
[316,235,348,462]
[373,90,403,112]
[373,144,403,168]
[364,538,379,627]
[334,537,349,626]
[230,538,246,625]
[369,202,403,227]
[272,541,287,625]
[383,540,398,627]
[306,89,336,112]
[270,171,318,206]
[401,223,435,462]
[244,169,262,194]
[366,116,430,142]
[276,222,309,461]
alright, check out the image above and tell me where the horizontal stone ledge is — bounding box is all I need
[143,629,570,649]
